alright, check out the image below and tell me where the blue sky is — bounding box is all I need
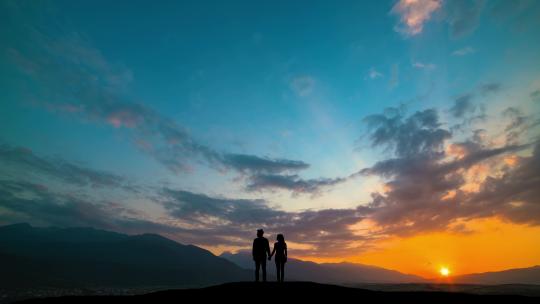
[1,0,540,268]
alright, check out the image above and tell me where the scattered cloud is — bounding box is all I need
[531,90,540,103]
[450,94,476,118]
[389,64,400,88]
[479,82,502,94]
[445,0,486,38]
[3,14,345,196]
[452,46,476,56]
[368,68,383,79]
[221,154,309,174]
[412,61,436,70]
[245,174,348,196]
[160,189,368,255]
[0,144,128,189]
[359,105,539,235]
[391,0,443,36]
[290,76,315,97]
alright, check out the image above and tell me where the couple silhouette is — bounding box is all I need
[252,229,287,282]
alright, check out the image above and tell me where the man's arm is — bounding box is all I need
[252,239,256,260]
[265,239,271,256]
[270,244,276,258]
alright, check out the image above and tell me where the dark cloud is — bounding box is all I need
[363,108,451,157]
[360,105,538,235]
[221,154,309,174]
[445,0,486,38]
[503,107,528,143]
[0,180,145,230]
[160,189,369,256]
[479,82,502,94]
[245,174,347,196]
[0,144,127,188]
[531,90,540,103]
[488,0,540,31]
[466,142,540,225]
[162,189,284,225]
[450,94,476,118]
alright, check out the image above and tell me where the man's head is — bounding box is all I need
[257,229,264,237]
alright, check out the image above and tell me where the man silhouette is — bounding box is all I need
[252,229,270,282]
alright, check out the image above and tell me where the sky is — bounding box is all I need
[1,0,540,278]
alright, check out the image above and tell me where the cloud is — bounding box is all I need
[2,7,345,196]
[479,82,502,94]
[532,90,540,103]
[1,103,538,256]
[0,176,368,255]
[391,0,442,36]
[0,144,128,189]
[412,62,436,70]
[445,0,486,38]
[450,94,476,118]
[363,107,451,157]
[245,174,347,196]
[388,64,400,89]
[368,68,383,79]
[466,142,540,225]
[160,189,368,255]
[452,46,476,56]
[360,105,538,235]
[502,107,536,144]
[290,76,315,97]
[221,153,309,174]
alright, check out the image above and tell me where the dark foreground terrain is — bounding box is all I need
[15,282,540,304]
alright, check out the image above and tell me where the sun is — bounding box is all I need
[440,267,450,277]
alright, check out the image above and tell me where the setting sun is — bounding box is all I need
[440,267,450,277]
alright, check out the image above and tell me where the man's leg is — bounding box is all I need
[255,260,260,282]
[261,259,267,282]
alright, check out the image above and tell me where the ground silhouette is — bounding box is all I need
[16,282,540,304]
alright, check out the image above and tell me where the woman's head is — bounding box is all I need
[277,234,285,243]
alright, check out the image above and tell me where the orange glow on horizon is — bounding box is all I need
[294,217,540,278]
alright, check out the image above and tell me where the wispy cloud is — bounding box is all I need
[452,46,475,56]
[290,75,315,97]
[0,144,129,189]
[445,0,485,38]
[412,61,436,70]
[3,11,349,196]
[368,67,383,79]
[391,0,443,36]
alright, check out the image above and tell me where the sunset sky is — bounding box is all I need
[1,0,540,278]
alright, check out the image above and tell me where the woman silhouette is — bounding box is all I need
[269,234,287,282]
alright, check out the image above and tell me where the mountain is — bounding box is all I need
[0,223,250,288]
[452,266,540,285]
[220,251,425,283]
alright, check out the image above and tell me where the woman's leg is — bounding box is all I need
[280,262,285,282]
[275,261,281,282]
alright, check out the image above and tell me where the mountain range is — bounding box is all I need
[1,223,538,290]
[220,251,425,283]
[0,223,249,288]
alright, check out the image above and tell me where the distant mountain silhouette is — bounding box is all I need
[17,282,540,304]
[452,266,540,285]
[0,223,250,288]
[220,251,425,283]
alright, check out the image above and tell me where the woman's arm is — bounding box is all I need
[284,243,287,258]
[270,244,276,257]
